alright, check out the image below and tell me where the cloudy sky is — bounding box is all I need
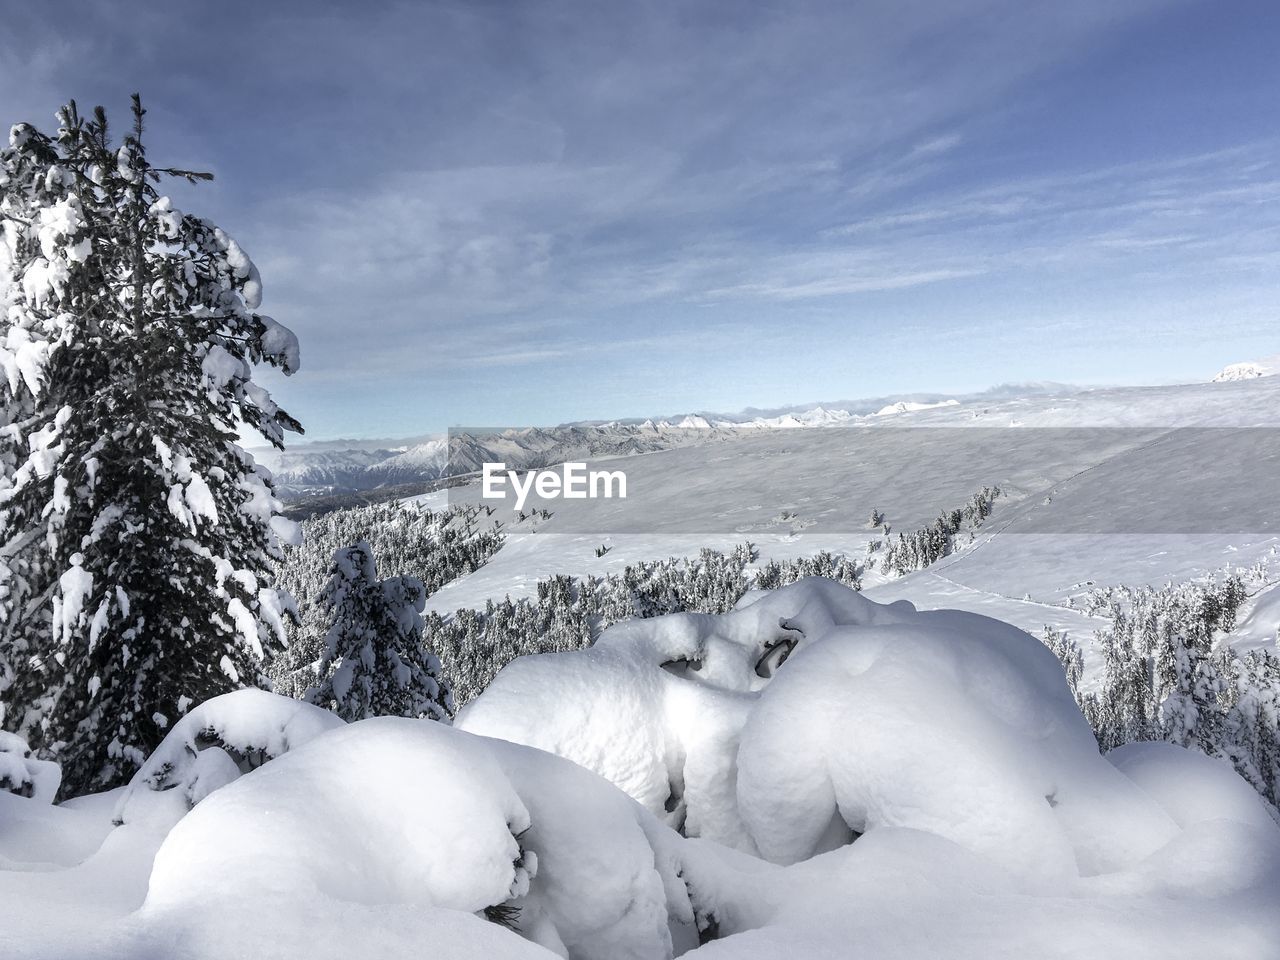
[5,0,1279,438]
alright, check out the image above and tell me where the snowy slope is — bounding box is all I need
[416,372,1280,690]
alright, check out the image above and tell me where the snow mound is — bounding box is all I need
[459,578,905,848]
[112,689,344,828]
[462,578,1194,878]
[677,820,1280,959]
[0,731,61,803]
[0,788,117,870]
[735,606,1178,878]
[145,716,697,959]
[1108,741,1278,830]
[1212,354,1280,382]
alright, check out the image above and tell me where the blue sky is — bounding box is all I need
[4,0,1279,439]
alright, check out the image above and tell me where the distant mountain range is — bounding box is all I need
[259,423,760,506]
[254,360,1273,508]
[254,402,982,503]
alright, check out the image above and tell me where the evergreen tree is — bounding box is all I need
[306,542,453,723]
[0,98,302,794]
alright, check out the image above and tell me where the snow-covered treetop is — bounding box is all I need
[0,97,302,449]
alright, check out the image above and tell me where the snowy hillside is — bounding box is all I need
[5,374,1279,959]
[4,580,1278,959]
[419,373,1280,642]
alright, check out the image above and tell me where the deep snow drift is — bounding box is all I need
[2,579,1276,959]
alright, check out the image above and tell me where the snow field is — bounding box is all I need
[2,579,1278,959]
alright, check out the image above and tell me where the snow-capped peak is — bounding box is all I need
[1212,354,1280,382]
[873,399,961,417]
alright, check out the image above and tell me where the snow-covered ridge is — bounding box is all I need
[872,398,960,417]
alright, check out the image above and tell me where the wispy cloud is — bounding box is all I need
[5,0,1278,435]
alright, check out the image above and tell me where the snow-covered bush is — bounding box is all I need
[0,730,60,802]
[304,542,453,722]
[734,603,1178,876]
[112,688,343,828]
[144,717,699,958]
[427,543,862,704]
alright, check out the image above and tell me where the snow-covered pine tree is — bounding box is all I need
[0,98,302,795]
[306,542,454,723]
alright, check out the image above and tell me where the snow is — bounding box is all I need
[36,198,85,262]
[1108,741,1278,830]
[20,257,70,308]
[102,716,694,959]
[200,343,248,389]
[269,512,304,547]
[54,558,94,647]
[1233,579,1280,653]
[873,397,961,416]
[678,820,1280,959]
[260,315,301,374]
[145,720,534,914]
[1,326,49,395]
[734,594,1177,877]
[460,579,1183,878]
[3,580,1278,957]
[0,787,114,868]
[1212,353,1280,382]
[111,688,344,830]
[148,196,183,240]
[183,472,219,524]
[2,716,691,960]
[5,367,1280,957]
[0,731,61,803]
